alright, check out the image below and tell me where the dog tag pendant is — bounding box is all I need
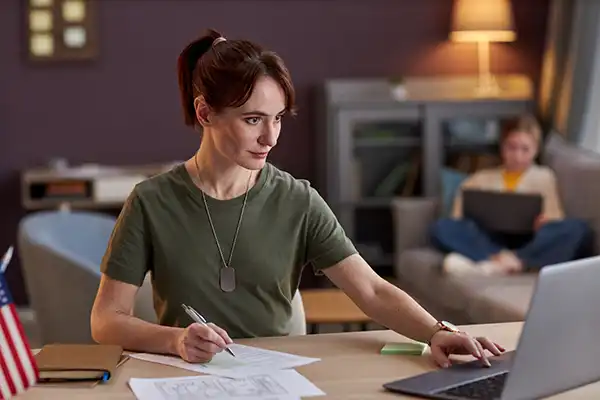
[220,267,236,292]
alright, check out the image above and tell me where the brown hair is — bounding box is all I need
[177,29,296,127]
[500,114,542,145]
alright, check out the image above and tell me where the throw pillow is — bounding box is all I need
[441,168,468,217]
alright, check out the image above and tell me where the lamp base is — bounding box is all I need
[474,74,501,98]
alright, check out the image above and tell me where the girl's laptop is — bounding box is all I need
[382,256,600,399]
[462,189,542,234]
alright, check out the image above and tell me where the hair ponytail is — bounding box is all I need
[176,29,296,129]
[177,29,222,126]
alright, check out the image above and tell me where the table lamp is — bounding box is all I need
[450,0,516,97]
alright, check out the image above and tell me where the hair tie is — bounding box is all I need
[212,37,227,47]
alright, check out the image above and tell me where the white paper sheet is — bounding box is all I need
[129,344,320,378]
[128,369,324,400]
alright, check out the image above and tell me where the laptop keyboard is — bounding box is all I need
[438,372,508,399]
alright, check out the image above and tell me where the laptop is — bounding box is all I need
[462,189,542,234]
[383,255,600,400]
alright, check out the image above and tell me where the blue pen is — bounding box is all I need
[0,246,13,274]
[181,304,236,357]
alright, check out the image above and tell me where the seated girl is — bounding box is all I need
[430,114,591,275]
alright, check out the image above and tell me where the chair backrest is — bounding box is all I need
[18,210,117,345]
[287,290,306,336]
[135,273,157,324]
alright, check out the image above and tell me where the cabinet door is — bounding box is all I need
[333,106,422,268]
[335,107,422,205]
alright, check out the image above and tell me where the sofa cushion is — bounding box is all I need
[397,248,538,324]
[543,132,600,251]
[397,248,495,318]
[396,249,467,311]
[391,198,440,252]
[441,168,468,217]
[449,274,537,323]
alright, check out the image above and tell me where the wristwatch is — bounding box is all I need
[427,320,460,345]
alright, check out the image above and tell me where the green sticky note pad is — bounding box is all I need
[380,342,427,356]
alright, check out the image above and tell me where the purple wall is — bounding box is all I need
[0,0,549,304]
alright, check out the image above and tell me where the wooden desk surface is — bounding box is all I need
[20,322,600,399]
[301,288,371,324]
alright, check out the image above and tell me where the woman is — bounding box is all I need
[431,114,590,275]
[91,29,503,369]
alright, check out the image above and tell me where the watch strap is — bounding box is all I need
[427,321,460,345]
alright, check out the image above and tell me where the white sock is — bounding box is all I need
[443,253,476,275]
[475,260,502,275]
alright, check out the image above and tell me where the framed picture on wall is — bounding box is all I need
[25,0,99,62]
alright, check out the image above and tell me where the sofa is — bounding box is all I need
[391,132,600,324]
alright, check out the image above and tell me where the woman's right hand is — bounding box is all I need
[174,323,233,363]
[534,214,548,231]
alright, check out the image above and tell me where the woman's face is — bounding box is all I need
[201,76,286,171]
[500,130,538,172]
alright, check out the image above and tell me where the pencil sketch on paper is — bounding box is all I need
[154,374,288,399]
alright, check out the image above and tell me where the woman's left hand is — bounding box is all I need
[429,330,505,368]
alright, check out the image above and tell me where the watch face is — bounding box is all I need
[441,321,459,332]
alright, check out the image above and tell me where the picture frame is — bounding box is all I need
[25,0,98,62]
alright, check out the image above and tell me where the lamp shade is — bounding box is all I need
[450,0,516,42]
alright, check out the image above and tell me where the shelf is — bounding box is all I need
[355,243,394,266]
[340,197,395,208]
[23,199,125,210]
[365,253,394,266]
[359,197,394,207]
[21,162,178,211]
[446,142,497,151]
[354,137,420,148]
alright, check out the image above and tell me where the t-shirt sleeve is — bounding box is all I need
[305,187,357,273]
[100,189,151,286]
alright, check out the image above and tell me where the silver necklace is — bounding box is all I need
[194,154,252,292]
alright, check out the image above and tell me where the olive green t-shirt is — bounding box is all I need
[100,162,357,338]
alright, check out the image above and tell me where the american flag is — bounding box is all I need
[0,249,38,399]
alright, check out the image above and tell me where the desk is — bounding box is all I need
[21,322,600,399]
[301,288,371,333]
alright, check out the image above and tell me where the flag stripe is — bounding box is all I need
[0,368,12,400]
[0,305,28,393]
[5,306,38,384]
[0,263,38,399]
[0,352,15,398]
[7,305,38,382]
[0,307,23,394]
